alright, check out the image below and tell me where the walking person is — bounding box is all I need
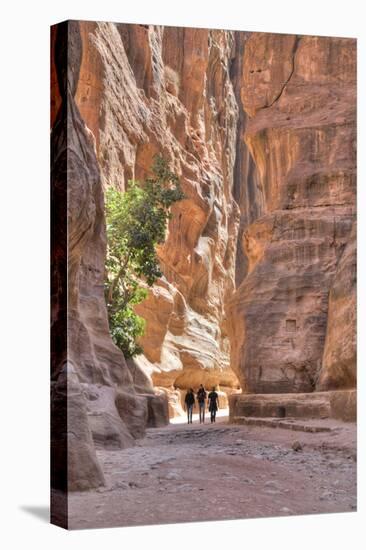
[197,384,207,424]
[208,387,219,423]
[184,388,195,424]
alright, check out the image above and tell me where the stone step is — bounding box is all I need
[232,416,335,433]
[229,392,331,421]
[229,390,356,422]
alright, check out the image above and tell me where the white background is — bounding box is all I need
[0,0,364,548]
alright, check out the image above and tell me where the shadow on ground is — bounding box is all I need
[20,506,49,523]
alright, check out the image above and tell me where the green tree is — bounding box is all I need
[105,155,184,357]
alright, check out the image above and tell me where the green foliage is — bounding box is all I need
[108,306,146,358]
[105,155,184,357]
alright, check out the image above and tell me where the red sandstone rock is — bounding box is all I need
[227,33,356,394]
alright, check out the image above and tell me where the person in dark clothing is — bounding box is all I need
[208,387,219,423]
[184,388,195,424]
[197,384,207,423]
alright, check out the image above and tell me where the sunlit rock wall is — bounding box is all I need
[77,22,242,396]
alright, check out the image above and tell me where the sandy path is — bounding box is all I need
[68,415,356,529]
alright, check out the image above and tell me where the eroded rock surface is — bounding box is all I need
[77,22,242,396]
[318,223,356,390]
[227,33,356,393]
[51,21,152,495]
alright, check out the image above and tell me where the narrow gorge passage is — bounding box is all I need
[68,417,356,529]
[50,22,356,529]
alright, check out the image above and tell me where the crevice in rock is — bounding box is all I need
[284,202,352,210]
[261,35,301,111]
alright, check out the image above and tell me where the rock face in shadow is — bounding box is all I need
[227,33,356,394]
[51,21,152,495]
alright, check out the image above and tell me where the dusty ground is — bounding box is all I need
[68,413,357,529]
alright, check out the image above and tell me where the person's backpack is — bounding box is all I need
[197,388,206,401]
[209,391,218,404]
[186,391,194,405]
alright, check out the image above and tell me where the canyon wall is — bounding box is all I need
[76,22,243,405]
[227,33,356,394]
[51,21,356,498]
[51,22,166,501]
[74,22,356,402]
